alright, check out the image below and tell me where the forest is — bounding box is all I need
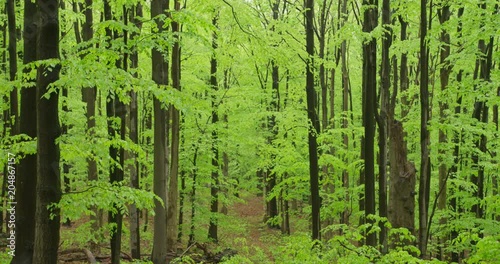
[0,0,499,263]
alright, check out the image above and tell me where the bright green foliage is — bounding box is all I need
[0,0,499,262]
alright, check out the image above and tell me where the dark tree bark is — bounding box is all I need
[398,16,409,119]
[167,0,181,251]
[305,0,321,241]
[188,143,199,246]
[151,1,169,263]
[340,0,350,229]
[362,0,378,247]
[11,1,38,263]
[128,3,142,259]
[317,0,333,240]
[208,14,220,242]
[437,4,450,260]
[33,0,62,263]
[418,0,431,257]
[388,121,416,244]
[377,0,391,252]
[78,0,101,253]
[102,1,124,262]
[6,0,18,133]
[263,1,281,230]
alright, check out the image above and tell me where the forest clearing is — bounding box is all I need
[0,0,500,263]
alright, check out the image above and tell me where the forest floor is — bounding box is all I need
[53,193,284,263]
[226,194,282,262]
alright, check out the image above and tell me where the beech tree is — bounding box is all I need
[151,0,169,263]
[33,0,62,262]
[12,1,37,263]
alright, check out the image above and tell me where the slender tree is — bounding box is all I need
[151,0,169,262]
[305,0,321,241]
[78,0,100,253]
[437,3,451,259]
[418,0,431,257]
[6,0,17,133]
[167,0,181,252]
[362,0,378,247]
[128,3,143,259]
[377,0,391,251]
[208,13,220,242]
[12,1,38,263]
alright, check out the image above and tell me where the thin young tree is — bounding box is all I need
[208,13,220,242]
[437,3,451,259]
[128,3,143,259]
[418,0,431,257]
[6,0,17,133]
[305,0,321,241]
[377,0,391,251]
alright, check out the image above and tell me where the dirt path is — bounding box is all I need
[230,195,280,261]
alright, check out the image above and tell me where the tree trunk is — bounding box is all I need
[151,1,169,263]
[128,3,142,259]
[378,0,391,252]
[208,14,220,242]
[305,0,321,241]
[418,0,431,257]
[188,144,199,246]
[399,16,409,119]
[437,4,450,260]
[388,121,416,245]
[339,0,350,229]
[33,0,62,262]
[167,0,181,252]
[362,0,378,247]
[12,1,38,263]
[6,0,18,133]
[151,0,169,264]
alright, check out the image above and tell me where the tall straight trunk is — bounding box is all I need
[188,144,199,245]
[79,0,100,253]
[151,1,169,263]
[208,14,219,242]
[378,0,391,252]
[340,0,350,228]
[437,4,450,260]
[33,0,62,263]
[12,1,38,263]
[418,0,431,257]
[493,85,499,216]
[264,1,280,229]
[318,0,333,240]
[128,3,142,259]
[362,0,378,247]
[103,1,124,262]
[305,0,321,241]
[2,7,6,211]
[265,60,279,229]
[6,0,18,133]
[168,0,181,251]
